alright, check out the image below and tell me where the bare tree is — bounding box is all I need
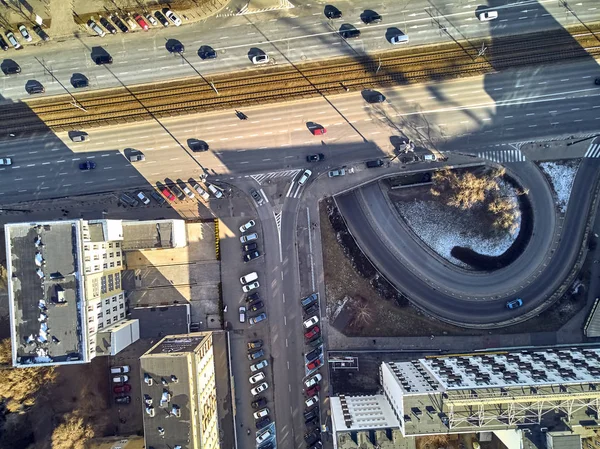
[51,412,94,449]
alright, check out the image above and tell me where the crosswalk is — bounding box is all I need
[585,143,600,158]
[251,169,300,184]
[477,149,526,163]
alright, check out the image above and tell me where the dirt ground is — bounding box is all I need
[320,197,589,337]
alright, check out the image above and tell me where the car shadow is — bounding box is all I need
[247,47,266,62]
[24,80,44,94]
[165,38,184,54]
[1,59,20,75]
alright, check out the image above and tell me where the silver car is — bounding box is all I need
[87,19,106,37]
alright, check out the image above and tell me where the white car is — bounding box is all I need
[303,315,319,329]
[110,365,130,374]
[298,169,312,186]
[5,31,21,49]
[165,10,182,26]
[249,372,266,384]
[87,19,106,37]
[136,191,150,205]
[243,281,260,293]
[112,375,129,383]
[240,232,258,243]
[239,220,256,233]
[305,396,319,408]
[0,158,13,166]
[251,382,269,396]
[252,54,269,64]
[256,430,272,444]
[239,306,246,323]
[145,14,158,26]
[251,359,269,372]
[390,34,409,45]
[193,183,210,201]
[253,407,269,419]
[18,25,32,42]
[304,373,322,388]
[478,10,498,21]
[182,186,195,199]
[207,183,223,198]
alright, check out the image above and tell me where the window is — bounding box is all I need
[112,297,117,303]
[94,254,99,261]
[115,242,120,248]
[98,323,104,330]
[94,265,100,271]
[84,256,90,262]
[85,267,91,273]
[88,316,94,323]
[97,312,103,319]
[101,277,107,294]
[116,251,121,257]
[109,242,113,248]
[96,302,102,309]
[93,244,98,250]
[119,293,124,300]
[106,318,111,325]
[113,306,118,312]
[110,262,115,268]
[119,303,124,309]
[106,309,110,315]
[103,253,107,259]
[109,252,113,258]
[120,312,125,318]
[103,263,108,269]
[115,273,121,289]
[117,261,121,267]
[105,299,110,305]
[84,244,90,250]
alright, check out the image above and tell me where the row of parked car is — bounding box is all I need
[86,9,183,38]
[158,178,222,203]
[111,365,132,405]
[239,219,260,263]
[239,271,267,325]
[0,25,49,51]
[247,335,273,443]
[300,293,324,449]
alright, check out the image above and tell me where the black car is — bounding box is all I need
[98,16,117,34]
[304,408,319,421]
[247,339,263,350]
[154,10,169,27]
[243,242,258,252]
[189,139,209,152]
[251,397,267,409]
[246,292,260,303]
[3,65,21,75]
[305,416,319,427]
[0,36,8,51]
[111,15,129,33]
[363,13,382,24]
[79,161,97,170]
[250,189,264,205]
[72,77,89,88]
[367,92,386,103]
[366,159,384,168]
[308,336,323,348]
[95,54,113,65]
[170,42,185,54]
[248,349,264,361]
[150,190,167,205]
[249,300,264,312]
[325,6,342,19]
[199,46,217,60]
[306,153,325,162]
[26,83,45,94]
[595,78,600,86]
[32,25,50,41]
[115,395,131,405]
[308,442,323,449]
[340,28,360,39]
[303,304,319,316]
[244,251,260,262]
[170,185,185,200]
[256,416,271,430]
[304,430,320,445]
[301,293,318,308]
[306,347,322,362]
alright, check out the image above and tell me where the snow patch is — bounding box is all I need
[539,160,580,214]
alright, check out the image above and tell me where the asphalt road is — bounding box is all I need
[1,0,598,101]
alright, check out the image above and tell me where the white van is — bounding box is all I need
[240,272,258,284]
[207,183,223,199]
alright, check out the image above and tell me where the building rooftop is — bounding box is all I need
[121,221,174,250]
[331,395,399,432]
[130,304,190,339]
[6,221,85,366]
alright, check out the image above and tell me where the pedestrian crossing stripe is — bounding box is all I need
[251,169,300,184]
[585,143,600,158]
[477,149,526,163]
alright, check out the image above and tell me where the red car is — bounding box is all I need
[134,14,149,30]
[307,358,322,371]
[162,188,175,201]
[312,127,326,136]
[306,385,320,397]
[304,326,320,339]
[114,384,131,394]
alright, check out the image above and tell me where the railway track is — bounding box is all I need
[2,26,599,133]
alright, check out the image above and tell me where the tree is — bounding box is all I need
[417,434,451,449]
[51,412,94,449]
[0,339,57,413]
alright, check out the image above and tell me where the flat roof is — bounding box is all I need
[121,221,173,250]
[6,221,85,366]
[130,304,189,339]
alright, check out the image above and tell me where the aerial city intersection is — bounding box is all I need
[1,0,600,449]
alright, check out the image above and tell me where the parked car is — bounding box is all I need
[244,251,260,263]
[256,416,271,430]
[239,306,246,323]
[328,168,346,177]
[251,397,267,409]
[145,14,158,26]
[366,159,384,168]
[240,272,258,284]
[251,382,269,396]
[257,430,272,444]
[247,339,263,350]
[150,190,166,205]
[111,365,130,374]
[246,292,260,302]
[114,384,131,394]
[298,169,312,186]
[79,161,96,170]
[207,183,223,198]
[248,300,264,312]
[119,193,139,207]
[170,185,185,200]
[304,408,319,421]
[115,395,131,404]
[182,185,195,199]
[301,293,318,308]
[112,375,129,383]
[308,336,324,348]
[303,303,319,316]
[161,187,176,201]
[5,31,21,49]
[98,16,116,34]
[254,407,269,419]
[164,9,182,26]
[305,430,321,445]
[303,315,319,328]
[87,19,105,37]
[154,11,169,27]
[249,312,267,325]
[305,396,319,408]
[307,358,322,370]
[240,220,256,233]
[249,372,266,384]
[33,25,50,41]
[240,232,259,243]
[134,14,149,30]
[506,298,523,309]
[306,385,320,397]
[304,326,320,339]
[0,158,12,165]
[306,415,320,427]
[192,183,210,201]
[111,15,129,33]
[251,359,269,372]
[243,281,260,293]
[304,373,322,389]
[243,242,258,252]
[250,189,264,205]
[306,347,322,363]
[248,349,264,361]
[18,24,32,42]
[478,10,498,21]
[252,54,269,64]
[306,153,325,162]
[136,191,150,205]
[0,35,8,51]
